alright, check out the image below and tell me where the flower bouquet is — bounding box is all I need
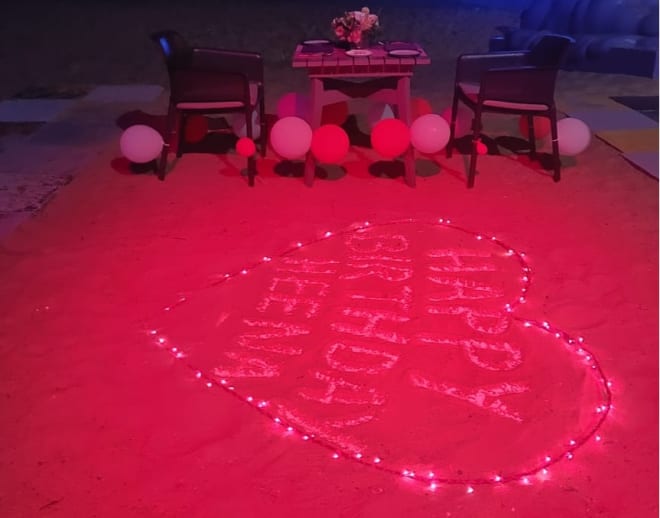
[331,7,380,48]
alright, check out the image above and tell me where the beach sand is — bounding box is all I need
[0,2,658,517]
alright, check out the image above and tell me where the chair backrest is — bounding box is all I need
[150,30,193,69]
[477,35,573,109]
[479,66,560,108]
[150,30,263,106]
[190,48,263,84]
[527,34,574,67]
[456,51,530,84]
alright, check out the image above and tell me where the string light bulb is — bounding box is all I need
[145,218,613,492]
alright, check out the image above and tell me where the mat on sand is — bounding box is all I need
[596,128,659,153]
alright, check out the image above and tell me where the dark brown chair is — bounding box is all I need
[446,34,574,188]
[151,30,266,185]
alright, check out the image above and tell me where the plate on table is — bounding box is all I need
[303,39,331,45]
[388,49,421,57]
[345,49,373,57]
[301,43,334,55]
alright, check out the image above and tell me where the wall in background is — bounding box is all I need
[450,0,657,14]
[454,0,528,9]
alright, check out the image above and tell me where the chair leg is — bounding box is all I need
[527,114,537,160]
[467,110,482,188]
[176,113,186,159]
[246,109,256,187]
[247,157,256,187]
[157,146,168,181]
[446,89,460,158]
[259,100,267,158]
[157,104,176,180]
[549,109,561,182]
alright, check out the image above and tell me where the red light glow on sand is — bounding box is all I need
[146,219,612,491]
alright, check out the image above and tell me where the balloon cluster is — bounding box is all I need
[268,117,349,164]
[270,91,352,163]
[268,93,456,163]
[118,93,593,168]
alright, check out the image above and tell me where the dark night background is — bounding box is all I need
[1,0,654,100]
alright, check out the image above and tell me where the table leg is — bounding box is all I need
[397,76,416,188]
[304,77,324,187]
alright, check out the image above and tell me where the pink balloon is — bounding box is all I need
[119,124,163,163]
[557,118,591,156]
[276,92,311,122]
[270,116,313,160]
[441,105,473,138]
[410,114,450,154]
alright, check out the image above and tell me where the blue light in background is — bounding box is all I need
[159,37,171,57]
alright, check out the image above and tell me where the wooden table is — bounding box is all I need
[292,44,431,187]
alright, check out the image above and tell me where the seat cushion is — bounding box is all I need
[459,82,550,111]
[176,82,260,110]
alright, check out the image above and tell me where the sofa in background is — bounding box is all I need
[490,0,658,78]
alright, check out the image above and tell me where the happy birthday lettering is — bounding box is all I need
[212,229,528,432]
[409,372,528,422]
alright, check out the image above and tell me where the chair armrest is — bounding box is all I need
[455,51,530,83]
[190,48,264,83]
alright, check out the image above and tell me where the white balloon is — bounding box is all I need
[557,118,592,156]
[119,125,163,163]
[410,114,450,154]
[230,110,261,139]
[270,116,313,160]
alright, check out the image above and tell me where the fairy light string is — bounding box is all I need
[145,218,613,491]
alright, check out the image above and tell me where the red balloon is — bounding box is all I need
[518,115,551,140]
[371,118,410,159]
[411,97,433,120]
[184,115,209,143]
[236,137,256,157]
[476,139,488,155]
[321,102,349,126]
[311,124,350,164]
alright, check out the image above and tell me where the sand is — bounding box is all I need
[0,1,658,517]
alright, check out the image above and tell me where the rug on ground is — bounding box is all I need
[567,96,658,179]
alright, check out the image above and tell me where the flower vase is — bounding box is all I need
[358,32,377,49]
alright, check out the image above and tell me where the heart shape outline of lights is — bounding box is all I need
[144,218,613,492]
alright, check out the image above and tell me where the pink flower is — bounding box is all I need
[332,7,378,42]
[348,29,362,44]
